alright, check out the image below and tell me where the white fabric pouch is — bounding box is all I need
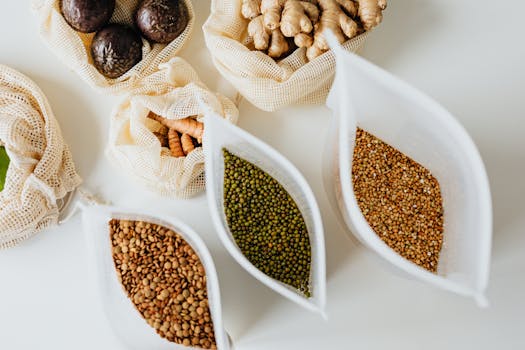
[0,65,82,248]
[33,0,194,94]
[203,112,326,315]
[107,58,239,198]
[323,35,492,306]
[82,205,232,350]
[203,0,367,112]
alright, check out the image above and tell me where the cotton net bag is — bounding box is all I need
[203,0,369,112]
[0,65,82,249]
[107,57,239,198]
[32,0,194,94]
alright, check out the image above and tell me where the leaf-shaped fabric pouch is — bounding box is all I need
[82,205,231,349]
[204,113,326,315]
[324,36,492,306]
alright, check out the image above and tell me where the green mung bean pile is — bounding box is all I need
[222,149,312,297]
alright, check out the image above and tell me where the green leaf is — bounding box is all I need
[0,146,10,192]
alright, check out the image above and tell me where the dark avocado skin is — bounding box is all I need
[90,24,143,79]
[135,0,189,44]
[60,0,115,33]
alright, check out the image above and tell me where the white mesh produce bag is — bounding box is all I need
[0,65,81,249]
[32,0,194,94]
[203,0,368,112]
[204,113,326,315]
[323,35,492,306]
[107,58,239,198]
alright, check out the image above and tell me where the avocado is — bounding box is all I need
[90,24,143,79]
[0,146,9,192]
[60,0,115,33]
[135,0,189,44]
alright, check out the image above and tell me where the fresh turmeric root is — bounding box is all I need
[181,133,195,155]
[168,128,185,158]
[153,132,168,147]
[148,113,204,142]
[306,0,359,61]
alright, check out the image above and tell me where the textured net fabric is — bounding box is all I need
[0,65,82,249]
[107,58,239,198]
[32,0,194,94]
[203,0,368,111]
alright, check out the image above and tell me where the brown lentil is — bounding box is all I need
[109,219,217,349]
[352,128,444,272]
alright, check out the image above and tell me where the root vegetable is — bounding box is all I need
[356,0,387,31]
[280,0,319,38]
[181,133,195,155]
[293,32,313,48]
[240,0,387,62]
[148,113,204,141]
[306,0,359,61]
[248,15,290,58]
[248,15,270,50]
[242,0,262,19]
[168,129,184,157]
[268,28,290,57]
[153,132,168,147]
[261,0,286,30]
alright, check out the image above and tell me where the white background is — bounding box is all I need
[1,0,524,349]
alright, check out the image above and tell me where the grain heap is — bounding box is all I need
[352,128,444,272]
[109,219,217,349]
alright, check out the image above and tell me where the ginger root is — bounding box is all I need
[168,128,185,158]
[241,0,386,61]
[356,0,387,31]
[181,133,195,155]
[248,15,289,58]
[280,1,319,38]
[268,28,290,57]
[261,0,286,30]
[242,0,262,19]
[306,0,359,61]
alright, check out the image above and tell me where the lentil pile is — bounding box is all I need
[223,149,312,297]
[109,219,217,349]
[352,128,444,272]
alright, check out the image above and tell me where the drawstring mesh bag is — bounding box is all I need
[203,0,368,112]
[32,0,194,94]
[0,65,82,249]
[107,58,239,198]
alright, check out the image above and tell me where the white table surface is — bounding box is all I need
[1,1,524,349]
